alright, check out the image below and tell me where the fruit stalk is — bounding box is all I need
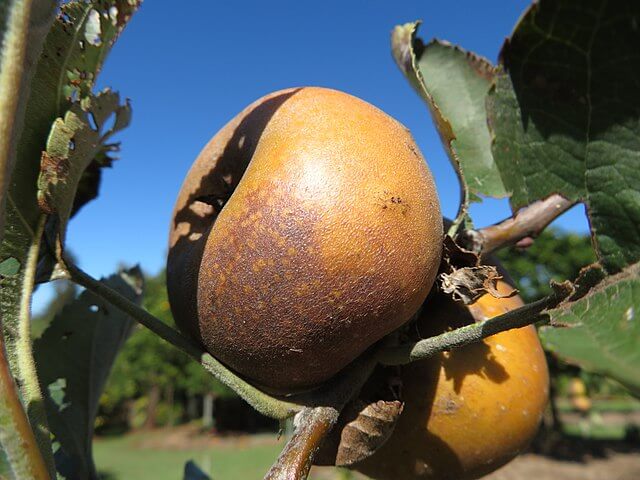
[379,283,572,366]
[264,406,340,480]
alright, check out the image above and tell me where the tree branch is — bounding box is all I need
[264,406,339,480]
[379,283,572,366]
[463,194,575,254]
[263,342,380,479]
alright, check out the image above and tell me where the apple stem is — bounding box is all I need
[378,282,573,366]
[461,193,575,254]
[264,406,339,480]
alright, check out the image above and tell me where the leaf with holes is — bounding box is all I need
[0,2,139,443]
[392,22,505,230]
[3,0,140,259]
[487,0,640,272]
[33,267,143,479]
[540,262,640,397]
[37,89,131,256]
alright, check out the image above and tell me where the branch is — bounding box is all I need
[65,260,301,420]
[263,342,380,479]
[264,406,339,480]
[463,194,575,254]
[379,283,572,366]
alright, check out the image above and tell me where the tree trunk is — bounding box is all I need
[187,394,198,420]
[144,384,161,429]
[126,399,136,430]
[165,385,175,426]
[202,392,215,429]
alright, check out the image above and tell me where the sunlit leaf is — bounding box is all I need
[540,262,640,397]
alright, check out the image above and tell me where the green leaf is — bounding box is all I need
[4,0,141,257]
[391,22,506,229]
[0,257,20,277]
[486,0,640,272]
[540,262,640,397]
[0,2,139,460]
[37,89,131,255]
[0,0,56,238]
[34,267,144,480]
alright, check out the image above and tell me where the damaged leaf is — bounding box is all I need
[332,399,404,467]
[440,265,515,305]
[439,236,513,304]
[0,1,139,475]
[33,267,143,479]
[37,89,131,257]
[391,22,505,231]
[540,262,640,397]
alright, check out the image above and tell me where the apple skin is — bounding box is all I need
[167,87,442,392]
[352,280,549,480]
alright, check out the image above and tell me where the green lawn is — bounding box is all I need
[94,432,283,479]
[93,431,356,480]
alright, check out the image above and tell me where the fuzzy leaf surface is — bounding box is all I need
[0,1,139,442]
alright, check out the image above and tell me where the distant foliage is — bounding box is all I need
[99,270,236,430]
[496,228,595,302]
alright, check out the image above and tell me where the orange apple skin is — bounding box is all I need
[353,281,549,479]
[167,87,442,392]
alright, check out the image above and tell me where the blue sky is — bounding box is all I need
[37,0,590,309]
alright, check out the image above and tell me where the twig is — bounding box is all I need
[264,406,340,480]
[65,260,301,420]
[463,194,575,254]
[264,344,380,480]
[379,284,572,366]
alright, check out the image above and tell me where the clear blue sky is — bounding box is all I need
[40,0,590,307]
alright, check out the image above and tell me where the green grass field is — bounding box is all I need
[94,432,283,479]
[93,431,355,480]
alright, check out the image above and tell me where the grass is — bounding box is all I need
[93,430,356,480]
[93,431,283,479]
[556,398,640,413]
[561,422,637,441]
